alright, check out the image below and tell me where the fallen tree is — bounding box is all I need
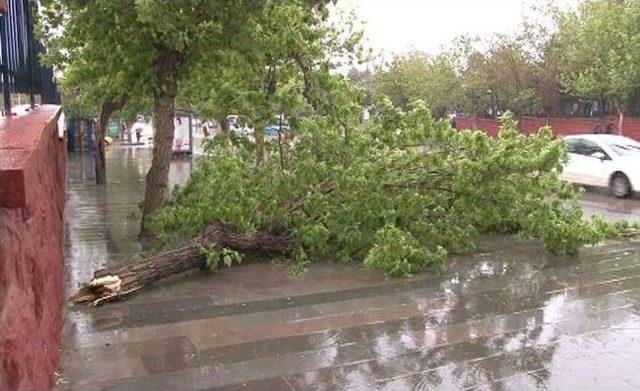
[72,221,292,305]
[72,101,639,305]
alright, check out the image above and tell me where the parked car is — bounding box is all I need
[265,117,290,137]
[227,115,241,132]
[561,134,640,198]
[227,115,254,136]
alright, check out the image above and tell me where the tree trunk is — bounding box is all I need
[618,109,624,136]
[218,115,230,135]
[94,122,107,184]
[255,123,266,165]
[293,53,319,112]
[71,221,293,306]
[79,120,85,152]
[256,65,277,166]
[277,114,285,170]
[95,95,127,184]
[141,48,179,237]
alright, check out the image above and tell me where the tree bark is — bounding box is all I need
[141,47,179,237]
[217,114,230,135]
[293,52,318,111]
[255,124,266,165]
[255,65,277,166]
[79,120,85,152]
[95,95,127,184]
[94,121,107,184]
[277,113,285,170]
[72,221,293,306]
[617,109,624,136]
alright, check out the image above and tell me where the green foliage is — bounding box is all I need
[364,224,447,277]
[181,0,364,128]
[147,99,634,277]
[358,0,640,118]
[374,52,462,117]
[199,245,243,272]
[372,32,545,118]
[38,0,155,117]
[553,0,640,112]
[590,216,640,239]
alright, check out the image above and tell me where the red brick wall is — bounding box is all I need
[0,105,65,391]
[454,117,502,136]
[455,115,640,141]
[612,116,640,140]
[519,117,550,135]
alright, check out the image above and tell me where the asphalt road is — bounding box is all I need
[580,190,640,221]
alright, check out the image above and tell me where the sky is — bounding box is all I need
[340,0,579,59]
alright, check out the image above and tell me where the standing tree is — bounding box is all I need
[483,36,542,116]
[347,67,376,106]
[443,35,493,120]
[40,0,269,235]
[553,0,640,133]
[374,51,462,118]
[183,0,364,166]
[446,33,543,119]
[38,1,146,183]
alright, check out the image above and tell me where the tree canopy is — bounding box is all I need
[553,0,640,130]
[374,52,461,118]
[350,0,640,121]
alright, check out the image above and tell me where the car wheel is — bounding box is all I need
[610,173,631,198]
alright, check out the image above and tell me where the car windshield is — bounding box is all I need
[607,141,640,156]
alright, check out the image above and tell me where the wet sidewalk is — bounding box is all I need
[63,146,192,290]
[58,145,640,390]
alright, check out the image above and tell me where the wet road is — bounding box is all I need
[57,145,640,390]
[580,191,640,221]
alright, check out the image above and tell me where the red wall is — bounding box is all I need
[456,115,640,141]
[0,105,65,391]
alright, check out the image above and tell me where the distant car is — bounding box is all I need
[227,115,254,136]
[227,115,241,132]
[265,124,288,136]
[265,117,290,137]
[561,134,640,198]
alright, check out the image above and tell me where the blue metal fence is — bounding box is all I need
[0,0,59,115]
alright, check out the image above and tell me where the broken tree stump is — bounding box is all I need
[72,221,293,306]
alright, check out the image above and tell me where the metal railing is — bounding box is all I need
[0,0,59,116]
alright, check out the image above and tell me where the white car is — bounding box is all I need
[562,134,640,198]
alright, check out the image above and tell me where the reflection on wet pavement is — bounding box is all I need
[58,146,640,390]
[64,146,192,291]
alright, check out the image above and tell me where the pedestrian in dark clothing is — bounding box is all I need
[605,121,614,134]
[593,122,604,134]
[135,128,142,143]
